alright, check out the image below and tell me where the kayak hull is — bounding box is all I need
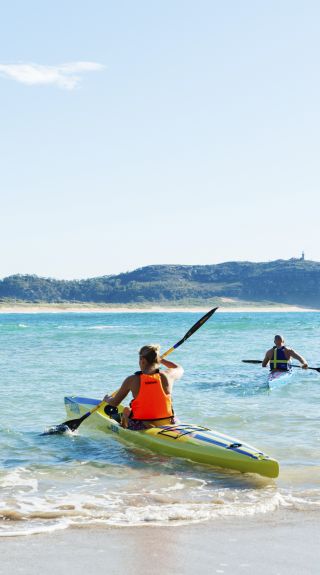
[64,396,279,479]
[268,369,293,389]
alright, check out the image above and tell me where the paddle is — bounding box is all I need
[242,359,320,372]
[46,307,218,434]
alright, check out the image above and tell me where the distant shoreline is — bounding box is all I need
[0,303,319,313]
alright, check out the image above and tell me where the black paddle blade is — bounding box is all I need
[60,412,90,432]
[42,412,90,435]
[291,364,320,373]
[41,424,72,436]
[242,360,263,364]
[175,307,218,349]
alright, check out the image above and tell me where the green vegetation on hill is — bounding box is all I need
[0,258,319,308]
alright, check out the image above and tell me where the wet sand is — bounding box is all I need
[1,513,319,575]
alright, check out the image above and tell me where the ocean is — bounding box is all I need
[0,311,319,536]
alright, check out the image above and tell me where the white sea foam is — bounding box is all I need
[56,324,119,331]
[1,472,319,536]
[0,520,69,537]
[0,468,38,492]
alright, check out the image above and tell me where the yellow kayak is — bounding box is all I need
[64,396,279,479]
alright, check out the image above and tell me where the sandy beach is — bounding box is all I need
[0,304,318,313]
[1,513,319,575]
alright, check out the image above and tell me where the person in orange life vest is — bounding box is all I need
[103,344,184,430]
[262,335,308,372]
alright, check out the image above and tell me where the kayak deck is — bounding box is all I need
[64,396,279,479]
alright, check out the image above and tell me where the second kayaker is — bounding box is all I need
[262,335,308,371]
[103,344,184,429]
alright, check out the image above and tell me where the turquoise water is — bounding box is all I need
[0,311,319,536]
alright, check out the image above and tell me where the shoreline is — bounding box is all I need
[1,513,319,574]
[0,304,319,314]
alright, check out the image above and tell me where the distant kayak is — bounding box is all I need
[64,396,279,479]
[267,369,293,389]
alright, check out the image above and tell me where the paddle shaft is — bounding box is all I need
[161,307,218,358]
[242,359,320,372]
[62,307,218,430]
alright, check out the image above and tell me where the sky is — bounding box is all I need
[1,0,319,279]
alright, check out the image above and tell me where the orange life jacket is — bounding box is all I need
[130,371,173,421]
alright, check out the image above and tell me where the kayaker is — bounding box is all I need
[103,344,184,430]
[262,335,308,371]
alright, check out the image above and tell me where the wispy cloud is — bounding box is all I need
[0,61,104,90]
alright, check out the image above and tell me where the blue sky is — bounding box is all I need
[1,1,319,279]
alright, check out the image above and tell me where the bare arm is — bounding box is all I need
[262,350,272,368]
[161,357,184,380]
[103,377,132,406]
[288,349,308,368]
